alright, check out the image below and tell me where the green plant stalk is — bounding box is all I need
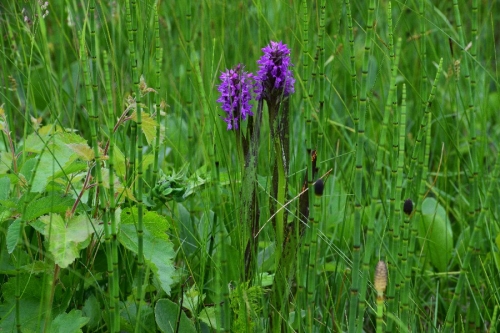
[296,1,311,329]
[349,0,375,331]
[393,82,406,323]
[103,50,120,333]
[185,0,194,153]
[451,0,480,227]
[307,183,322,324]
[80,28,115,332]
[273,134,286,270]
[443,139,500,332]
[125,1,137,187]
[447,4,482,326]
[386,81,400,333]
[269,96,291,333]
[125,1,145,330]
[345,0,358,114]
[152,8,162,186]
[376,293,385,333]
[317,0,325,156]
[455,0,480,328]
[12,12,39,330]
[360,4,401,322]
[419,0,428,168]
[398,84,410,328]
[403,58,442,201]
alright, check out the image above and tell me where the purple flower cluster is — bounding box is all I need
[216,64,255,130]
[256,41,295,101]
[217,41,294,130]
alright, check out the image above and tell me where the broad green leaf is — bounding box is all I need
[82,294,101,329]
[183,286,205,314]
[0,298,41,332]
[50,309,89,333]
[198,306,222,330]
[66,143,94,161]
[39,213,96,268]
[130,111,158,145]
[120,297,155,332]
[0,176,10,200]
[0,151,14,174]
[24,130,93,193]
[418,197,453,272]
[6,219,21,254]
[24,195,75,221]
[118,207,175,294]
[155,299,196,333]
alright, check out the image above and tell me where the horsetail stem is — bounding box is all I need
[443,133,500,332]
[80,26,116,331]
[152,8,162,187]
[398,84,411,329]
[296,1,311,328]
[103,50,120,333]
[374,260,388,333]
[125,1,145,330]
[349,0,376,330]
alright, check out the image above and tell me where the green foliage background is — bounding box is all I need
[0,0,499,332]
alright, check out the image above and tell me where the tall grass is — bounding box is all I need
[0,0,499,332]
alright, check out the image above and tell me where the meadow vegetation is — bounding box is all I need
[0,0,499,332]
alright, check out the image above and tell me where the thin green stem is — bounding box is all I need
[349,0,376,331]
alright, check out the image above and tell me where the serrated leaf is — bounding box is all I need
[50,309,89,333]
[6,219,21,254]
[418,197,453,272]
[66,143,94,161]
[130,111,158,145]
[82,294,101,329]
[155,299,196,333]
[24,130,93,193]
[118,207,175,294]
[39,213,95,268]
[24,195,75,221]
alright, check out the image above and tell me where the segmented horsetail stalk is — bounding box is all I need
[185,0,194,150]
[306,177,324,310]
[398,84,412,329]
[297,1,311,326]
[452,0,479,221]
[394,82,406,292]
[404,59,443,201]
[374,261,388,333]
[443,138,500,332]
[125,1,145,330]
[386,80,400,333]
[103,51,120,333]
[152,8,162,187]
[349,0,376,330]
[452,11,481,327]
[361,4,402,322]
[80,27,116,332]
[419,0,428,128]
[345,0,357,112]
[317,0,325,156]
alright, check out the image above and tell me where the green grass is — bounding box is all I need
[0,0,499,332]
